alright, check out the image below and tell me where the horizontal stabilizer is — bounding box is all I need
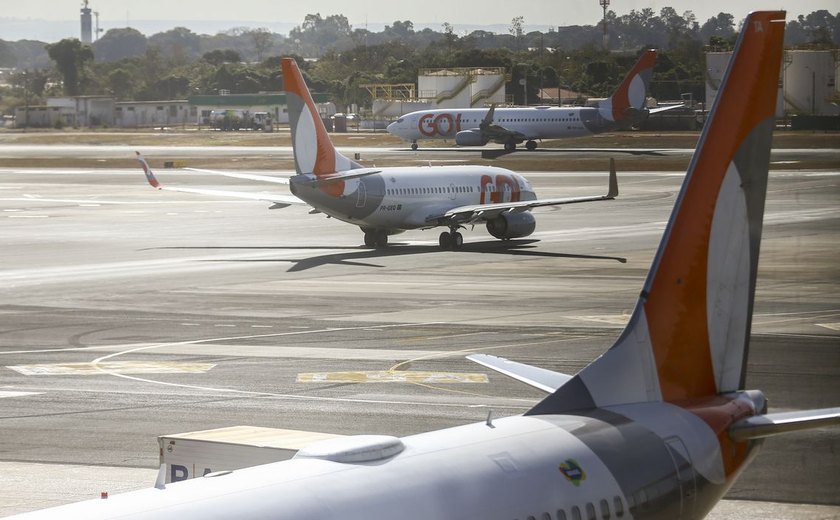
[729,407,840,441]
[467,354,572,394]
[184,168,291,184]
[648,103,685,115]
[297,169,383,187]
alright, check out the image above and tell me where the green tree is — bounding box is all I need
[247,28,274,62]
[92,28,147,62]
[700,13,736,42]
[46,38,94,95]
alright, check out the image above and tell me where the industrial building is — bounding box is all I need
[372,67,506,118]
[706,49,839,118]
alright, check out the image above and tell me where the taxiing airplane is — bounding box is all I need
[14,11,840,520]
[138,58,618,250]
[387,49,680,151]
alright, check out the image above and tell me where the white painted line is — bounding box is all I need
[7,215,48,218]
[180,323,200,326]
[564,315,631,326]
[214,324,236,328]
[816,323,840,332]
[297,371,489,384]
[250,325,273,328]
[0,391,43,398]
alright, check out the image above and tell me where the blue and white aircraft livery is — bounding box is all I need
[387,50,679,151]
[12,11,840,519]
[138,58,618,250]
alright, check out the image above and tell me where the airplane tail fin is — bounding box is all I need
[529,11,786,415]
[598,49,656,123]
[281,57,363,176]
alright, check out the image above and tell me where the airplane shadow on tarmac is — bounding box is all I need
[146,240,627,272]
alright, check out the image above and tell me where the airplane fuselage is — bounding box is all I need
[289,165,537,232]
[387,106,611,144]
[15,402,761,520]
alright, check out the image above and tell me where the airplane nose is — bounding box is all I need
[386,121,398,133]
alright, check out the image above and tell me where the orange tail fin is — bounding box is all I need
[529,11,786,415]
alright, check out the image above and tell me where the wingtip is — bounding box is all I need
[607,158,618,199]
[136,152,160,189]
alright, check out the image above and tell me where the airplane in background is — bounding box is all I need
[387,49,681,151]
[15,11,840,520]
[138,58,617,250]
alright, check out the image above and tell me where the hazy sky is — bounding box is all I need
[2,0,836,28]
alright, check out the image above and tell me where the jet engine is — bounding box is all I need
[455,129,490,147]
[486,212,536,239]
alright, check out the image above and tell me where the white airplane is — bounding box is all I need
[11,11,840,519]
[137,59,617,251]
[387,49,681,151]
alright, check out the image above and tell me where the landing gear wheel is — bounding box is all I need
[411,142,418,151]
[525,140,537,151]
[504,141,516,152]
[439,231,452,249]
[363,232,376,247]
[451,232,463,250]
[374,231,389,248]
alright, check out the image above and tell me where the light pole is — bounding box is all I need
[599,0,610,50]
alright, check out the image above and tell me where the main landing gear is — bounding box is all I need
[363,230,389,248]
[438,228,464,250]
[503,140,538,152]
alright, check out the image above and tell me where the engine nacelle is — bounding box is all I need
[485,212,536,239]
[455,129,490,147]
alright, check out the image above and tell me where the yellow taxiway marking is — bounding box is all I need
[297,371,489,384]
[6,361,216,376]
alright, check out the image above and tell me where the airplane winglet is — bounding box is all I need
[480,104,497,129]
[136,152,161,189]
[154,463,166,489]
[607,158,618,199]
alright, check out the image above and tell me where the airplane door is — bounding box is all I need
[664,436,696,519]
[356,180,367,208]
[449,183,456,200]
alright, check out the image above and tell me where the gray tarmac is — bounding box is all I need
[0,149,838,517]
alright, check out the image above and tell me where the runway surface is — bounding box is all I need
[0,155,839,517]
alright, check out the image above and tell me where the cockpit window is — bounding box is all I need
[396,118,404,123]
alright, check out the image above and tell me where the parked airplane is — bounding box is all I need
[138,58,618,250]
[13,12,840,520]
[387,49,680,151]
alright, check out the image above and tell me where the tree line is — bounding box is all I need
[1,9,837,117]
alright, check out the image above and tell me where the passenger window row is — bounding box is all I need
[385,185,475,196]
[517,495,625,520]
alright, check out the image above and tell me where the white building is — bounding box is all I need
[115,100,193,128]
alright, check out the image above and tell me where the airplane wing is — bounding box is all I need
[467,354,573,393]
[137,152,304,208]
[427,159,617,226]
[729,407,840,441]
[479,104,529,143]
